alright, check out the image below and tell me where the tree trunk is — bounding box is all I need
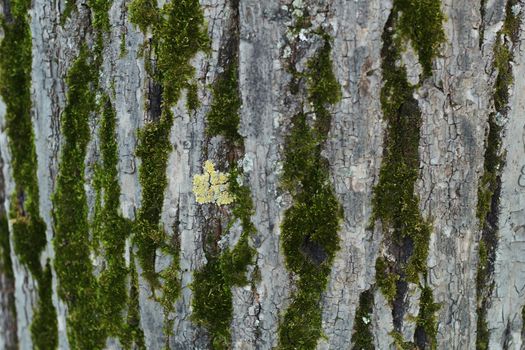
[0,0,524,349]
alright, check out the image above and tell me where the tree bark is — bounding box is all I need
[0,0,524,349]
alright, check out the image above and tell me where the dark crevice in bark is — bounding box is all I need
[391,236,413,333]
[146,72,164,123]
[479,0,487,49]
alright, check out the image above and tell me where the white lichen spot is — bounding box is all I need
[192,160,234,205]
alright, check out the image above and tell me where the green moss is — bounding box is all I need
[396,0,445,77]
[31,262,58,350]
[351,289,375,350]
[122,252,146,350]
[156,0,210,105]
[375,257,398,303]
[61,0,77,24]
[475,2,521,348]
[415,286,440,349]
[207,61,242,144]
[11,216,47,277]
[186,82,200,113]
[391,331,415,350]
[53,46,106,350]
[479,0,487,48]
[277,33,343,349]
[120,32,128,58]
[279,277,326,350]
[54,2,145,347]
[191,170,257,348]
[372,2,441,344]
[192,258,233,350]
[0,215,14,285]
[88,0,112,33]
[129,0,209,292]
[129,0,210,103]
[0,1,57,347]
[93,95,131,338]
[193,49,257,347]
[306,35,342,137]
[128,0,159,33]
[0,214,17,348]
[158,224,181,312]
[52,39,130,350]
[134,110,173,287]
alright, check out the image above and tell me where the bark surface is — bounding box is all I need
[0,0,524,349]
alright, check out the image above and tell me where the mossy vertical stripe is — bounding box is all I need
[0,1,58,348]
[371,0,444,348]
[278,35,343,350]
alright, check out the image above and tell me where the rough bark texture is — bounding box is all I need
[0,0,525,349]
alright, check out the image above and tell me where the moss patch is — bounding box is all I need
[414,286,440,350]
[0,1,58,347]
[0,215,16,348]
[122,251,146,350]
[376,257,399,303]
[396,0,445,77]
[351,289,375,350]
[277,34,343,349]
[192,258,233,350]
[92,95,132,339]
[191,166,257,348]
[31,262,58,350]
[206,61,242,145]
[134,110,173,287]
[53,46,107,350]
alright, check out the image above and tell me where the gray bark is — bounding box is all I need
[1,0,525,349]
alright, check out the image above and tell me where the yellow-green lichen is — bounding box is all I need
[193,160,235,206]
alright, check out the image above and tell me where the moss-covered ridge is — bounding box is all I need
[53,45,107,350]
[0,1,58,348]
[53,1,148,348]
[128,0,209,295]
[476,1,521,348]
[371,0,444,348]
[191,5,258,343]
[277,33,343,349]
[93,95,143,343]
